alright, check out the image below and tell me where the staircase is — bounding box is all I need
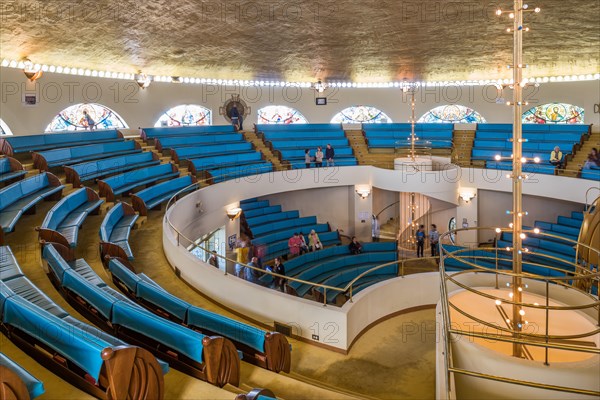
[452,130,475,167]
[242,131,286,170]
[345,130,396,169]
[560,131,600,177]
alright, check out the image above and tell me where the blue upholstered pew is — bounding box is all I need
[363,123,453,149]
[0,157,26,185]
[245,210,301,227]
[142,125,235,141]
[37,187,103,253]
[32,140,141,171]
[41,242,241,387]
[0,173,64,237]
[485,161,557,176]
[100,202,139,263]
[187,152,265,176]
[202,162,274,184]
[0,245,168,399]
[266,138,349,150]
[65,151,161,188]
[581,167,600,181]
[108,258,291,373]
[0,352,45,399]
[262,131,346,141]
[98,163,180,202]
[155,134,244,152]
[171,142,254,164]
[256,123,341,133]
[251,216,317,237]
[131,175,197,216]
[0,130,123,157]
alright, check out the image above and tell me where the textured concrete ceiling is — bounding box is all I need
[1,0,598,82]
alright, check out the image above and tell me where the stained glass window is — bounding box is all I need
[417,105,486,123]
[155,104,212,127]
[522,103,584,124]
[331,106,392,124]
[257,106,308,124]
[0,119,13,135]
[45,103,128,132]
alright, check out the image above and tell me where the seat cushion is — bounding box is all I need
[69,259,106,288]
[115,214,138,229]
[0,247,23,281]
[56,225,79,247]
[0,353,45,399]
[110,225,132,242]
[0,170,27,183]
[58,211,87,228]
[3,276,69,318]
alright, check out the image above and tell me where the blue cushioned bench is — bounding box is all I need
[100,202,138,262]
[0,352,45,399]
[260,231,341,262]
[155,134,244,152]
[581,168,600,181]
[203,162,274,184]
[243,204,282,218]
[98,163,180,202]
[0,245,168,398]
[280,148,354,160]
[240,200,269,211]
[245,210,301,227]
[32,140,141,171]
[0,157,26,185]
[37,187,104,252]
[64,151,161,188]
[486,161,557,175]
[367,138,452,149]
[266,138,350,150]
[131,175,197,216]
[187,152,265,175]
[289,252,398,297]
[142,125,235,141]
[0,130,124,157]
[364,123,453,132]
[41,242,241,387]
[262,131,346,142]
[108,258,291,373]
[364,123,454,149]
[0,172,64,235]
[251,216,317,237]
[252,224,330,247]
[172,142,254,164]
[256,123,341,133]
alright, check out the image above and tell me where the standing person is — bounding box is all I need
[315,146,324,168]
[308,229,322,251]
[273,257,286,292]
[372,215,380,242]
[549,146,563,168]
[234,240,250,277]
[429,224,439,257]
[230,105,241,131]
[208,251,219,269]
[325,144,335,167]
[287,233,305,257]
[82,110,96,130]
[245,257,260,283]
[304,149,312,169]
[416,225,425,257]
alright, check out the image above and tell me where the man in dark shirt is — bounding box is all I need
[349,236,363,255]
[325,144,335,167]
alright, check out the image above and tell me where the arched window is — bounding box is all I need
[331,106,392,124]
[257,106,308,124]
[0,119,13,135]
[45,103,128,132]
[154,104,212,127]
[522,103,584,124]
[418,105,486,123]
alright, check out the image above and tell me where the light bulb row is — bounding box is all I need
[2,58,598,88]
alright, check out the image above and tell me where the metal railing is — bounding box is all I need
[438,226,600,398]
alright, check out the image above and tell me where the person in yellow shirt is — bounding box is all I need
[234,241,250,277]
[549,146,563,168]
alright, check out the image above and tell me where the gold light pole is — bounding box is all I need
[410,90,417,161]
[497,0,540,358]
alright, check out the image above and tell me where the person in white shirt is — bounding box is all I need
[429,224,439,257]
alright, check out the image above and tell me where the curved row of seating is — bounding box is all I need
[156,133,244,152]
[202,162,275,184]
[37,187,104,252]
[32,140,141,171]
[42,242,241,387]
[172,142,255,164]
[0,173,64,241]
[100,202,139,262]
[0,156,26,185]
[0,245,168,399]
[187,152,267,177]
[255,123,341,133]
[141,125,235,141]
[65,151,161,188]
[363,123,454,149]
[0,130,123,157]
[98,162,180,202]
[131,175,197,216]
[485,161,558,175]
[108,258,291,373]
[0,352,45,400]
[581,166,600,181]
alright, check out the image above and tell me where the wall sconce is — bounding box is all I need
[22,58,43,82]
[135,72,152,89]
[226,207,242,220]
[459,191,476,203]
[356,186,371,199]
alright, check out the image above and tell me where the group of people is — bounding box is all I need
[550,146,600,170]
[415,224,439,258]
[232,240,287,291]
[288,230,323,256]
[304,144,335,168]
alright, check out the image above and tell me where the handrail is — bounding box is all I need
[438,226,600,398]
[585,191,600,211]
